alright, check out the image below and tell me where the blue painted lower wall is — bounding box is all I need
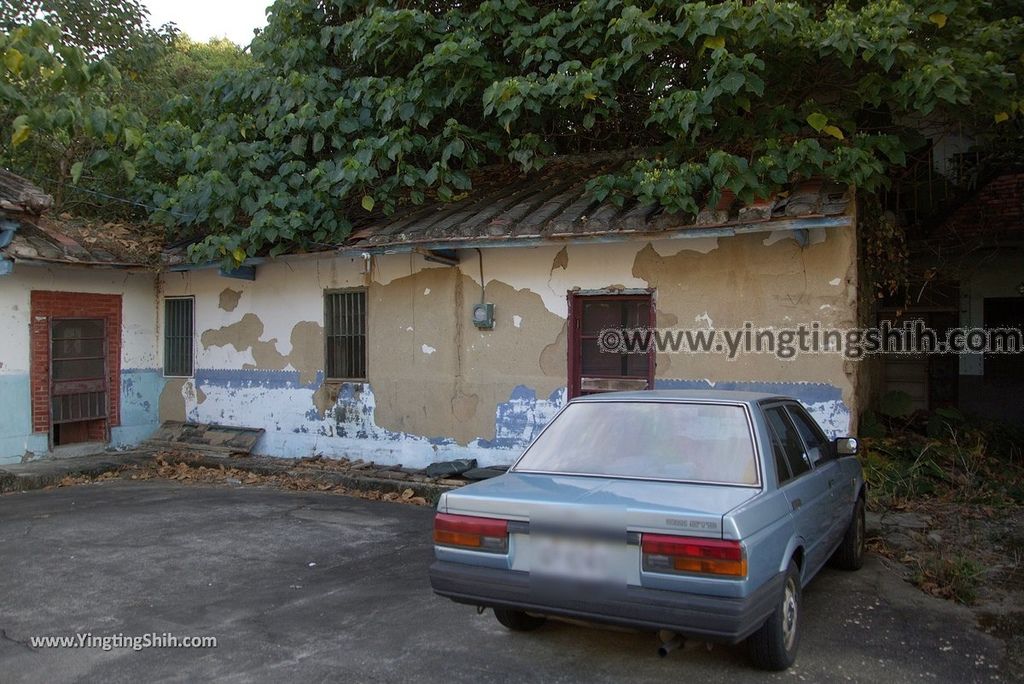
[175,369,849,468]
[180,369,566,468]
[1,365,848,468]
[0,374,47,462]
[112,368,165,448]
[0,368,164,466]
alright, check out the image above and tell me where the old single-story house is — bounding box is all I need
[1,156,862,467]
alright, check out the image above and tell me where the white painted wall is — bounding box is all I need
[0,264,158,372]
[0,264,161,463]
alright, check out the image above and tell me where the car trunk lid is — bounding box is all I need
[441,472,757,536]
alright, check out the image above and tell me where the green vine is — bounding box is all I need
[859,195,909,309]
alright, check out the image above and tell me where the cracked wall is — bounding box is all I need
[157,225,859,466]
[633,230,859,433]
[367,267,566,445]
[0,265,163,464]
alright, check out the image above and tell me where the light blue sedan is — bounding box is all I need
[429,390,865,671]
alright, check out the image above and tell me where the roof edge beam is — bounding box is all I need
[347,214,853,256]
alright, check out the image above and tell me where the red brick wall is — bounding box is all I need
[87,419,108,441]
[30,291,122,435]
[942,173,1024,240]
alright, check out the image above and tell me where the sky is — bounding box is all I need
[143,0,271,47]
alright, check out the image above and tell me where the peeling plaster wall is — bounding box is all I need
[634,230,860,435]
[0,265,162,464]
[158,225,859,467]
[159,254,566,466]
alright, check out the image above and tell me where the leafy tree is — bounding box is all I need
[0,7,246,217]
[0,0,175,216]
[42,1,1024,266]
[0,20,147,214]
[0,0,176,57]
[141,0,1023,267]
[121,36,254,124]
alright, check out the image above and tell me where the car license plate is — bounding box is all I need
[530,535,617,581]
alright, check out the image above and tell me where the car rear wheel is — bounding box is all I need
[492,607,547,631]
[746,560,801,671]
[831,496,865,571]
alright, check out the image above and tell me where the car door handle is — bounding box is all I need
[828,479,834,489]
[791,498,802,510]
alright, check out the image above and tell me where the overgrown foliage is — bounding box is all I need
[0,0,175,57]
[0,21,147,214]
[862,407,1024,605]
[128,37,253,120]
[3,1,1023,265]
[861,405,1024,507]
[914,553,985,604]
[143,0,1024,266]
[0,11,247,217]
[859,194,910,301]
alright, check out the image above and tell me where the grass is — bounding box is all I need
[861,411,1024,605]
[862,420,1024,511]
[913,554,986,605]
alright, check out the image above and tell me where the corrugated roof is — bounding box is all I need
[345,153,852,250]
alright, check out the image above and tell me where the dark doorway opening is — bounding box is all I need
[984,297,1024,385]
[959,297,1024,423]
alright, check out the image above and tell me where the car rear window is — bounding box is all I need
[513,401,758,485]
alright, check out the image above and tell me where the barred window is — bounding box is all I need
[325,290,367,380]
[164,298,194,377]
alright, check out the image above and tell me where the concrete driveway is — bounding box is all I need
[0,481,1007,683]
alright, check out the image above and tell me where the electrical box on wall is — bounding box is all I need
[472,302,494,329]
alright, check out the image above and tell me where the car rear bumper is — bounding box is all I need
[429,560,784,643]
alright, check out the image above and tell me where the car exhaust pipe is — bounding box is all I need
[657,631,684,658]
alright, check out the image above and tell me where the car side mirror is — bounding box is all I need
[834,437,859,456]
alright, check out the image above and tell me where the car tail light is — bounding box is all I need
[641,533,747,578]
[434,513,509,553]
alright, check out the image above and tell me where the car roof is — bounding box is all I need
[570,389,791,405]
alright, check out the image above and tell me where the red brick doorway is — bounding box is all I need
[30,292,122,449]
